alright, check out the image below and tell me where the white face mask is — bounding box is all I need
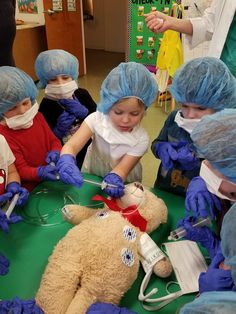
[200,161,236,201]
[174,110,201,134]
[45,80,78,100]
[4,101,39,130]
[139,240,207,311]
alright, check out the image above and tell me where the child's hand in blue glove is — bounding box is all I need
[0,253,9,275]
[102,173,125,198]
[4,182,29,206]
[152,142,179,170]
[46,150,60,165]
[37,165,59,181]
[59,97,89,119]
[185,176,221,219]
[53,111,76,138]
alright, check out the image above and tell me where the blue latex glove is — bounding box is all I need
[3,182,29,206]
[0,297,44,313]
[58,96,89,119]
[53,111,76,138]
[0,253,9,275]
[37,165,58,181]
[87,302,137,314]
[0,209,22,233]
[102,173,125,198]
[177,216,219,259]
[152,142,179,171]
[199,251,235,293]
[185,176,222,219]
[56,154,83,188]
[45,150,60,165]
[176,145,199,171]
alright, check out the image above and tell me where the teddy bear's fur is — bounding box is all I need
[36,183,172,314]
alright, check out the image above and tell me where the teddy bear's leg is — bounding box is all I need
[62,204,98,225]
[65,287,98,314]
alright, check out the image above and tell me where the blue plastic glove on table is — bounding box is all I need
[56,154,83,188]
[86,302,138,314]
[0,253,9,275]
[177,216,219,259]
[53,111,76,138]
[59,97,89,119]
[0,182,29,207]
[199,250,235,293]
[0,297,44,313]
[185,176,222,219]
[37,165,59,181]
[102,173,125,198]
[46,150,60,165]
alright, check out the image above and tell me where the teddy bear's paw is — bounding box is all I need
[153,256,173,278]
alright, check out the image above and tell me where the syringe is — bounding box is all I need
[168,216,212,241]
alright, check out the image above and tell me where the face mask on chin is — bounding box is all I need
[200,161,236,201]
[4,101,39,130]
[174,110,201,134]
[45,80,78,100]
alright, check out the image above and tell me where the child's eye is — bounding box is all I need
[114,111,123,115]
[130,112,140,116]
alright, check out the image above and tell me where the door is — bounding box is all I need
[43,0,86,75]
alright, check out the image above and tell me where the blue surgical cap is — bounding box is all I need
[191,109,236,183]
[221,203,236,284]
[35,49,79,88]
[179,291,236,314]
[0,66,38,116]
[97,62,158,114]
[170,57,236,111]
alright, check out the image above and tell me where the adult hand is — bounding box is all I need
[53,111,76,138]
[59,97,89,119]
[199,251,234,293]
[45,150,60,165]
[37,165,59,181]
[56,154,83,188]
[177,216,219,259]
[144,11,172,33]
[153,142,180,171]
[0,253,9,275]
[5,182,29,206]
[185,177,221,219]
[102,173,125,198]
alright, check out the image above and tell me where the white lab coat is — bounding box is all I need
[187,0,236,57]
[81,112,149,182]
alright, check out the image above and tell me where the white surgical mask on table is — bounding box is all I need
[139,240,207,311]
[200,161,236,201]
[174,110,201,134]
[4,101,39,130]
[45,80,78,100]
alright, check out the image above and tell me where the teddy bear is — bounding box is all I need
[35,182,172,314]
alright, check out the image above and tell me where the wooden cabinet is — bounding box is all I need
[13,23,47,80]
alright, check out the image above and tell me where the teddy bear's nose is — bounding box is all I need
[134,182,144,191]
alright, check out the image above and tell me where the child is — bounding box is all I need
[152,57,236,196]
[34,49,97,169]
[0,134,29,275]
[56,62,158,198]
[0,66,62,192]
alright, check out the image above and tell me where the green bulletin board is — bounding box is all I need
[127,0,175,66]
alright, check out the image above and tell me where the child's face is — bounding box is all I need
[109,98,145,132]
[181,103,214,119]
[48,75,72,85]
[4,98,32,118]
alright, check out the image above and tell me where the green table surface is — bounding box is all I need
[0,174,199,313]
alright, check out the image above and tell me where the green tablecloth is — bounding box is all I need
[0,174,198,313]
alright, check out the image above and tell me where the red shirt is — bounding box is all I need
[0,112,62,191]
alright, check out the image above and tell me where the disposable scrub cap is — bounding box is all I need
[170,57,236,111]
[35,49,79,88]
[97,62,158,114]
[179,291,236,314]
[191,109,236,184]
[0,66,38,116]
[221,203,236,284]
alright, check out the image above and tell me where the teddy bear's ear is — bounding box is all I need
[139,189,168,234]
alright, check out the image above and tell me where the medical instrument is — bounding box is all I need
[84,178,117,190]
[5,194,19,219]
[168,216,211,241]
